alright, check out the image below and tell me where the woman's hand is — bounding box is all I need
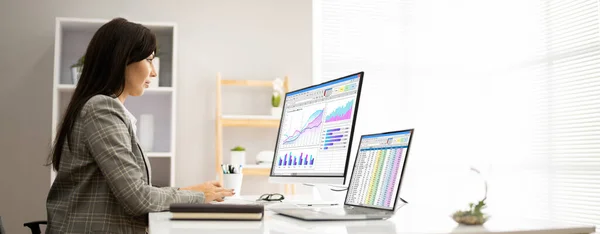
[180,181,235,203]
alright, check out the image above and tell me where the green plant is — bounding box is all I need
[272,92,281,107]
[71,55,85,72]
[155,44,162,58]
[271,78,284,108]
[231,146,245,151]
[451,167,490,225]
[452,199,489,225]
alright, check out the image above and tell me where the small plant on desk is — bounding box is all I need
[452,167,490,225]
[230,146,246,166]
[452,199,489,225]
[231,146,245,151]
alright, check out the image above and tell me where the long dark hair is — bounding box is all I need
[48,18,157,171]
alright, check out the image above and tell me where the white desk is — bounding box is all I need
[149,196,596,234]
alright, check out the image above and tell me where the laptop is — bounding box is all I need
[270,129,414,220]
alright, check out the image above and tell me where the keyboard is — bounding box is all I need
[304,207,386,216]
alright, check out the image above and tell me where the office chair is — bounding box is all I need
[23,220,47,234]
[0,216,5,234]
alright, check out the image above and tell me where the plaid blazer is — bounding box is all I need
[46,95,204,234]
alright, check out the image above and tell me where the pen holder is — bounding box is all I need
[223,173,243,197]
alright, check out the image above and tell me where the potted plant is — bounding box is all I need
[230,146,246,166]
[271,92,282,116]
[71,55,84,85]
[271,78,284,116]
[451,167,490,225]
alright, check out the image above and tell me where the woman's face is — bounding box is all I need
[124,53,157,96]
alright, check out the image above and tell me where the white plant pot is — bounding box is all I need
[230,151,246,166]
[150,57,160,88]
[271,107,283,117]
[71,67,82,85]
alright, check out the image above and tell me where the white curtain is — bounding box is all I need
[314,0,600,228]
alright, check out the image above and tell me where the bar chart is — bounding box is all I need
[320,127,350,150]
[276,149,318,169]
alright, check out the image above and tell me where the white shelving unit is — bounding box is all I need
[51,17,178,187]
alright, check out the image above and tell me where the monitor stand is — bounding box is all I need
[395,196,409,209]
[282,184,346,207]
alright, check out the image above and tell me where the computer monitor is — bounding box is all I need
[345,129,414,210]
[269,72,364,185]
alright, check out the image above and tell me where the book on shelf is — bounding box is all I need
[170,203,264,221]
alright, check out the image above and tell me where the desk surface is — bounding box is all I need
[149,196,596,234]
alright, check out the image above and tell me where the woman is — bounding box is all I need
[46,18,234,233]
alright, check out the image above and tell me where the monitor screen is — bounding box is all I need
[345,129,413,210]
[270,72,363,178]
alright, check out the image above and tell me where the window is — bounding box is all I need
[532,0,600,226]
[314,0,600,229]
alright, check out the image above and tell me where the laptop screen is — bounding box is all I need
[344,129,413,210]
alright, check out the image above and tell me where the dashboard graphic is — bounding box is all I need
[272,73,362,176]
[276,149,317,169]
[325,99,354,123]
[280,105,324,147]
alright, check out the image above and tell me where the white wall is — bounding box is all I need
[0,1,312,233]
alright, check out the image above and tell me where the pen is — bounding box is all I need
[221,164,227,174]
[221,164,244,174]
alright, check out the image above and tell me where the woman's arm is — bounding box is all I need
[82,95,204,216]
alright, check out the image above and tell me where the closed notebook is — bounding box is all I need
[170,203,264,221]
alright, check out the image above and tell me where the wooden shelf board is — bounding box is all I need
[220,115,280,128]
[221,115,279,120]
[243,164,272,168]
[220,79,272,87]
[242,166,271,176]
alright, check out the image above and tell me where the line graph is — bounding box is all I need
[280,104,325,147]
[325,98,355,123]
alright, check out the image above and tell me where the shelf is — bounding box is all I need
[58,18,175,86]
[221,79,273,87]
[58,17,175,33]
[220,115,281,128]
[242,164,271,175]
[215,73,290,190]
[57,84,75,91]
[221,115,280,120]
[57,84,173,93]
[52,18,178,187]
[147,152,172,158]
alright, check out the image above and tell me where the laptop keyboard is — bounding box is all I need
[345,209,374,215]
[317,208,379,215]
